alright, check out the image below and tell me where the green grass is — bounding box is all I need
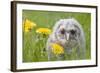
[22,10,91,62]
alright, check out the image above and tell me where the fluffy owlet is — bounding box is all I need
[46,18,86,61]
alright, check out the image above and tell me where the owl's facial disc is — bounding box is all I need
[61,29,76,41]
[57,25,77,44]
[55,19,81,45]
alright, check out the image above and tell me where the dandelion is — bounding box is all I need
[36,28,51,35]
[24,19,37,32]
[51,43,64,55]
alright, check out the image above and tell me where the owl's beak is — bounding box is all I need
[65,33,70,41]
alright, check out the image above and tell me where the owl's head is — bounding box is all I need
[52,18,85,47]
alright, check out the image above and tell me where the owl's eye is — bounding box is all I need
[60,29,65,34]
[70,30,76,35]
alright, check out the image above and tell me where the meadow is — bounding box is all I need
[22,10,91,62]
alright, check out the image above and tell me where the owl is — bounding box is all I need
[46,18,86,61]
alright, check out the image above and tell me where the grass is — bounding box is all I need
[22,10,91,62]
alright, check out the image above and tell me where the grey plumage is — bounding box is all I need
[46,18,86,61]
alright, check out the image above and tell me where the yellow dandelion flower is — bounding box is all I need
[51,43,64,55]
[24,27,30,32]
[24,19,37,32]
[36,28,51,35]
